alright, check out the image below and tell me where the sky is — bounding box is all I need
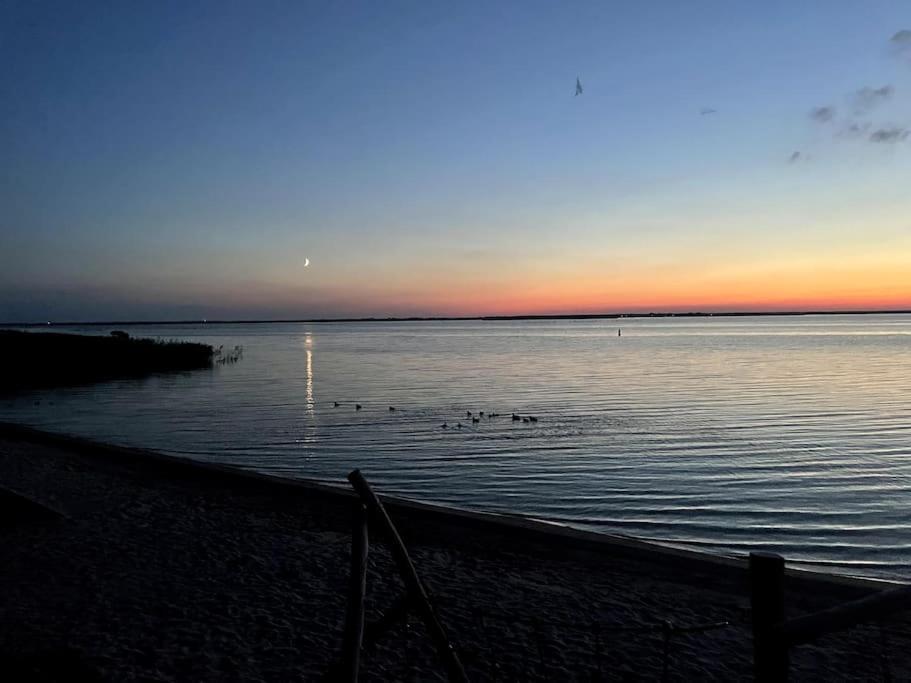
[1,0,910,321]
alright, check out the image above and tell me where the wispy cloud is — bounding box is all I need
[853,85,893,113]
[798,34,911,155]
[809,106,835,123]
[869,127,909,144]
[840,121,871,139]
[890,29,911,57]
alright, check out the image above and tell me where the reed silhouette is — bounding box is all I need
[0,330,218,391]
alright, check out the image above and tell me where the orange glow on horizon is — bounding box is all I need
[192,245,911,320]
[376,259,911,317]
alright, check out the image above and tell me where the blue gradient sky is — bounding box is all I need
[2,1,910,321]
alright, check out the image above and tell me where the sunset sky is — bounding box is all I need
[2,1,910,321]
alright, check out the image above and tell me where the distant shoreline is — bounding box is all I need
[4,309,911,327]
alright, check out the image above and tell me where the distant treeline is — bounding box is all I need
[6,309,910,327]
[0,330,215,391]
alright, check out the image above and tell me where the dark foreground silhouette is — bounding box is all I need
[2,425,909,681]
[0,330,215,391]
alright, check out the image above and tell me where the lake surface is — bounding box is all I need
[3,315,910,579]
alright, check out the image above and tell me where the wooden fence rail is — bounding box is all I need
[342,469,469,683]
[781,583,911,647]
[750,551,911,681]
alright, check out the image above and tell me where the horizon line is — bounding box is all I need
[4,308,911,327]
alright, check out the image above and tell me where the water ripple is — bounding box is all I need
[3,315,911,579]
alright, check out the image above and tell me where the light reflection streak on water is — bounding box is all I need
[305,334,314,418]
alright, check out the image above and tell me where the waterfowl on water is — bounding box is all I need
[389,406,395,411]
[466,411,472,417]
[457,422,463,429]
[522,417,529,423]
[442,423,448,429]
[479,411,485,417]
[333,402,340,407]
[512,413,520,421]
[355,404,362,411]
[529,416,538,423]
[472,417,480,423]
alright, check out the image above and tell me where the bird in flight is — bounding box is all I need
[700,107,717,115]
[575,77,583,96]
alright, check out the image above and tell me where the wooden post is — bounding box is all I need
[340,503,369,682]
[347,469,469,683]
[750,552,788,682]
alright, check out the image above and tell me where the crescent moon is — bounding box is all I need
[304,258,310,267]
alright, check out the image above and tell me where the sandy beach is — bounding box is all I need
[1,423,908,681]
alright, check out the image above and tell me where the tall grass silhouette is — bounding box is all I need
[0,330,224,391]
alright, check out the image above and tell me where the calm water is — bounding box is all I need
[3,315,910,579]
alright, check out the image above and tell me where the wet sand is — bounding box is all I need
[1,423,908,681]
